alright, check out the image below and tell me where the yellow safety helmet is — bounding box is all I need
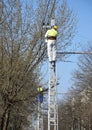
[37,86,43,92]
[53,25,58,30]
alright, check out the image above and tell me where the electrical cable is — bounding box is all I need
[39,0,51,61]
[48,0,57,21]
[42,0,57,26]
[42,0,51,25]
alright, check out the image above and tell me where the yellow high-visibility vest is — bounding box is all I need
[47,28,58,37]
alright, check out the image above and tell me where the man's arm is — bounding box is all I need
[45,30,49,42]
[45,30,49,38]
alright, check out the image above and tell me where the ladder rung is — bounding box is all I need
[50,118,55,122]
[49,91,56,94]
[50,123,58,126]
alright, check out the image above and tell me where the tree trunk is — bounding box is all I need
[1,106,10,130]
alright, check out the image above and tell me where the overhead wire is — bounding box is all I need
[38,0,51,66]
[42,0,51,25]
[48,0,57,21]
[42,0,57,26]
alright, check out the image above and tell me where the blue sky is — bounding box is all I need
[56,0,92,98]
[68,0,92,40]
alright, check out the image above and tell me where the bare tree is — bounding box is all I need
[57,44,92,130]
[0,0,77,129]
[72,44,92,130]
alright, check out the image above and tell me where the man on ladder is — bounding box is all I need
[45,25,58,70]
[37,86,43,104]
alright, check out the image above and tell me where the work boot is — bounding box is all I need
[52,61,55,67]
[50,61,52,64]
[51,61,55,72]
